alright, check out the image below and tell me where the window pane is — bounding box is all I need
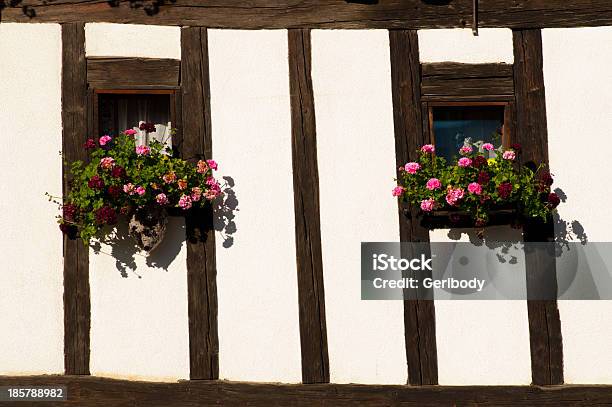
[98,93,171,137]
[432,105,504,162]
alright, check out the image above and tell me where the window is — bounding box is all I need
[428,102,509,163]
[94,89,178,151]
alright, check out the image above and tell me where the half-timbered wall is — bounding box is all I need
[542,26,612,384]
[0,22,64,375]
[2,15,612,400]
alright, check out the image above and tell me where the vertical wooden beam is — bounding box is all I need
[513,29,564,386]
[389,29,438,386]
[181,26,219,380]
[288,29,330,384]
[61,22,90,376]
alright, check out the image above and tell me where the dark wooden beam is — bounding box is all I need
[288,28,330,385]
[389,29,438,386]
[513,29,564,386]
[86,57,180,89]
[3,375,612,406]
[4,1,612,29]
[61,22,91,377]
[180,26,219,381]
[421,62,514,102]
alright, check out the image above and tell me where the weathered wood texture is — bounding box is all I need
[389,29,438,386]
[5,1,612,28]
[288,29,329,385]
[2,376,612,406]
[513,29,563,386]
[421,63,514,101]
[86,57,180,88]
[180,27,218,380]
[61,22,91,376]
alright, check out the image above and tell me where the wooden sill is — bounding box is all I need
[417,207,519,229]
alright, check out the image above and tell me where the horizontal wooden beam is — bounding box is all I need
[421,62,514,101]
[87,57,180,89]
[1,376,612,406]
[3,1,612,29]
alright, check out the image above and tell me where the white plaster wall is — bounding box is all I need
[418,28,513,63]
[312,30,407,384]
[431,228,531,385]
[0,23,64,374]
[208,30,302,383]
[86,23,188,381]
[543,27,612,384]
[85,23,181,59]
[89,220,190,381]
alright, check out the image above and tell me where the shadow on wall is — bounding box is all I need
[90,176,238,277]
[214,176,239,249]
[433,187,612,299]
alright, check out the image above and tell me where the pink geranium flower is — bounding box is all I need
[458,157,472,167]
[206,159,218,171]
[135,145,151,156]
[191,187,203,202]
[392,186,405,197]
[196,160,209,174]
[420,198,435,212]
[135,186,146,196]
[404,162,421,174]
[426,178,441,191]
[99,135,112,146]
[502,150,516,161]
[421,144,435,153]
[459,145,473,155]
[482,143,494,151]
[446,188,465,206]
[156,193,168,205]
[468,182,482,195]
[100,157,115,170]
[124,129,137,136]
[123,183,135,195]
[178,194,193,210]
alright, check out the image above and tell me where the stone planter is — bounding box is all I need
[129,205,168,253]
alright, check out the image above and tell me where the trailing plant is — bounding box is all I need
[49,125,222,244]
[393,142,560,227]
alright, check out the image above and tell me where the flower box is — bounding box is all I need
[417,207,519,229]
[393,142,560,231]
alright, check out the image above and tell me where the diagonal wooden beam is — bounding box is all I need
[61,22,91,376]
[288,28,330,384]
[389,29,438,386]
[513,28,564,386]
[181,26,219,380]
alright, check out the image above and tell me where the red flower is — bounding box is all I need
[477,171,491,185]
[547,192,561,208]
[107,185,122,199]
[111,166,126,179]
[94,206,117,225]
[62,203,78,222]
[87,175,105,190]
[540,171,554,186]
[83,138,96,149]
[139,122,156,133]
[497,182,513,199]
[473,155,487,168]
